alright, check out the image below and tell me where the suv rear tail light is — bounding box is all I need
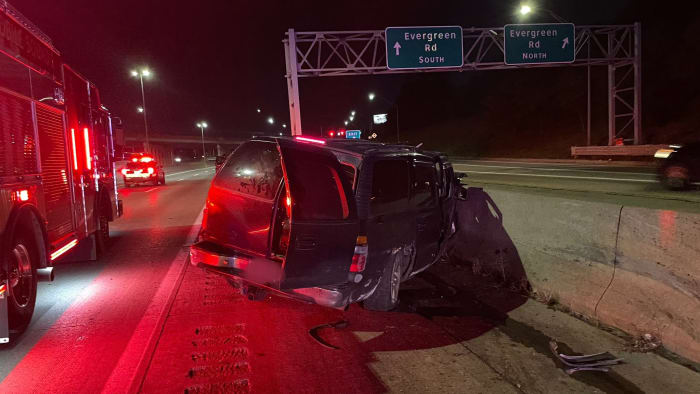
[147,167,155,174]
[350,235,368,273]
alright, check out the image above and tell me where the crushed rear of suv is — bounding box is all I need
[190,136,461,310]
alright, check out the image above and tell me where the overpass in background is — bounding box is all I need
[122,133,255,165]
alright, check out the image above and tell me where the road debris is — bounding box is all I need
[308,320,349,350]
[549,341,623,374]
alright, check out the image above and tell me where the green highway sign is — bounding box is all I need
[385,26,463,70]
[504,23,575,65]
[346,130,361,139]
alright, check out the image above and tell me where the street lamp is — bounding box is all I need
[344,120,349,126]
[267,117,274,125]
[137,106,144,113]
[197,122,208,161]
[369,92,400,143]
[131,68,152,151]
[256,108,261,113]
[517,3,567,22]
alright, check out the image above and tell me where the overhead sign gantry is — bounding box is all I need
[283,22,641,146]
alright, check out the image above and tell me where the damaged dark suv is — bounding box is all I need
[190,136,460,310]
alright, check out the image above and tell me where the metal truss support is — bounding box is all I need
[283,23,641,145]
[284,29,302,136]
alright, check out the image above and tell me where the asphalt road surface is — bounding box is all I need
[453,159,700,214]
[1,161,698,393]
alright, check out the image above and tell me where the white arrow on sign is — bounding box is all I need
[562,37,570,49]
[393,42,401,56]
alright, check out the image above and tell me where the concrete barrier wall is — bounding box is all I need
[480,189,700,363]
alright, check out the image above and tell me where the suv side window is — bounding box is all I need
[412,162,437,208]
[214,141,282,200]
[370,159,410,215]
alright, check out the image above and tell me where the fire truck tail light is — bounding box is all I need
[83,128,92,170]
[15,189,30,202]
[70,128,79,170]
[147,167,155,174]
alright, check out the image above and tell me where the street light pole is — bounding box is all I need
[197,122,208,161]
[139,74,149,152]
[132,68,152,152]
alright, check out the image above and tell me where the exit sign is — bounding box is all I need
[346,130,361,139]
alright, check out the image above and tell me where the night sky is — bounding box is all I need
[15,1,693,144]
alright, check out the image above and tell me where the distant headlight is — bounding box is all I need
[654,149,674,159]
[174,157,182,162]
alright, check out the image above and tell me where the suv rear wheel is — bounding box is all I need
[364,254,402,311]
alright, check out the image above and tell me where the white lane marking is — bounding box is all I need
[165,167,214,178]
[453,163,654,177]
[455,159,653,169]
[102,209,204,394]
[144,188,157,193]
[463,170,656,183]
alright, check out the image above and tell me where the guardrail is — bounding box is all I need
[571,145,669,158]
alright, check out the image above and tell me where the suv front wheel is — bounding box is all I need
[364,254,402,311]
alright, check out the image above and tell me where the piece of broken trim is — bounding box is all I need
[549,341,624,375]
[309,320,349,350]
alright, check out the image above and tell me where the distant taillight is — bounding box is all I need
[121,168,128,175]
[350,235,368,273]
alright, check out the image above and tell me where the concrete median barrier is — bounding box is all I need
[465,188,700,363]
[597,207,700,362]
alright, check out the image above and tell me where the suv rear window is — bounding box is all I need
[214,141,282,200]
[282,148,349,221]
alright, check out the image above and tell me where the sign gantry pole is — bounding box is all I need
[284,29,303,136]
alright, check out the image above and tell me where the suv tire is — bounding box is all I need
[364,254,402,311]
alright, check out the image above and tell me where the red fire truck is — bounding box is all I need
[0,2,122,342]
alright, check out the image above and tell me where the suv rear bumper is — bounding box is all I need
[189,242,348,309]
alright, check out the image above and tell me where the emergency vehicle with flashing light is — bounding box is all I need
[0,2,122,341]
[121,154,166,187]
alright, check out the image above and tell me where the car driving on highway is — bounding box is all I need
[121,154,166,187]
[656,143,700,189]
[190,136,460,310]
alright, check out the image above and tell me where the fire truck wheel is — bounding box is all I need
[7,232,38,332]
[95,205,110,256]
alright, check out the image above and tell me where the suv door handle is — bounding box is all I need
[295,236,318,250]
